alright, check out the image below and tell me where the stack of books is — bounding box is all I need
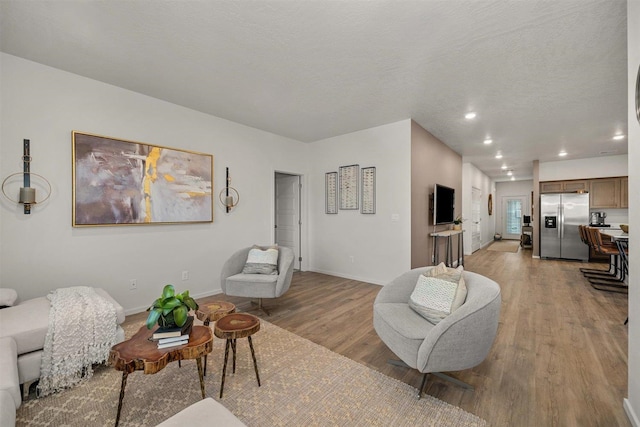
[152,316,193,349]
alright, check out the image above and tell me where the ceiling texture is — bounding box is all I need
[0,0,628,181]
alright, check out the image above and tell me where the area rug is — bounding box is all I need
[16,320,486,427]
[487,240,520,253]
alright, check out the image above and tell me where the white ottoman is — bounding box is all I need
[156,398,246,426]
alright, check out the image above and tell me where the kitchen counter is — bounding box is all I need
[588,224,623,230]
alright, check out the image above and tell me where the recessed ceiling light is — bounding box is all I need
[483,138,493,145]
[501,165,507,170]
[495,153,503,159]
[559,151,567,157]
[465,112,477,119]
[613,134,625,140]
[507,170,513,176]
[510,176,515,181]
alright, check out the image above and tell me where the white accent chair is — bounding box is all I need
[220,246,295,315]
[373,267,501,397]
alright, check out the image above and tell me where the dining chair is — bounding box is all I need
[584,227,627,293]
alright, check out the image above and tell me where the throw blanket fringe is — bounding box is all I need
[37,286,117,397]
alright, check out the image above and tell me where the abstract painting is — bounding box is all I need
[72,131,213,226]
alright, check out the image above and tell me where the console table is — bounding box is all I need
[430,229,464,267]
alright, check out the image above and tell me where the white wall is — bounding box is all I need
[0,53,310,313]
[625,0,639,424]
[539,154,628,181]
[462,162,495,254]
[308,120,412,285]
[495,180,534,237]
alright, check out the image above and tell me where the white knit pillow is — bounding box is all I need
[242,245,279,275]
[0,288,18,307]
[408,263,467,324]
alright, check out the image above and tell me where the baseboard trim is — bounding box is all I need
[625,398,640,427]
[308,269,384,286]
[123,288,224,316]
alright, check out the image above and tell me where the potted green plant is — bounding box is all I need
[453,215,465,230]
[145,284,199,329]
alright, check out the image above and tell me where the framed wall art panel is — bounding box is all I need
[339,164,359,210]
[361,166,376,214]
[325,172,338,214]
[72,131,213,227]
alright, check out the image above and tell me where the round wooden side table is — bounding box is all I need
[214,312,261,398]
[196,301,236,326]
[195,301,236,376]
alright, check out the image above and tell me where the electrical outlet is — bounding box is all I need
[129,279,137,291]
[182,270,189,281]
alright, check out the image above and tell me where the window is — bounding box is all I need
[506,199,522,235]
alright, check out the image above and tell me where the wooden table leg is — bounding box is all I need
[115,371,128,427]
[248,336,261,387]
[220,339,230,398]
[203,318,211,376]
[196,357,206,399]
[231,339,237,374]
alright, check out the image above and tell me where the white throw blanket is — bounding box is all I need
[37,286,117,397]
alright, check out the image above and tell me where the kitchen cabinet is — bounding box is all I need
[590,178,622,209]
[590,179,619,208]
[540,177,628,208]
[621,177,628,208]
[540,180,588,193]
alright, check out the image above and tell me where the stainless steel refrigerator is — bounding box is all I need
[540,193,589,260]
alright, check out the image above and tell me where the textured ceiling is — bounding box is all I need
[0,1,628,181]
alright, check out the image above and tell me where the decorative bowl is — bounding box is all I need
[620,224,629,233]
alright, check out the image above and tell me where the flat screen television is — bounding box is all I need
[433,184,455,225]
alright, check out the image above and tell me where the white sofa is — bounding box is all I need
[0,288,125,426]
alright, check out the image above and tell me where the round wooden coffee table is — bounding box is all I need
[109,325,212,427]
[214,313,261,398]
[195,301,236,376]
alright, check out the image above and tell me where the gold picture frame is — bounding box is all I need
[72,131,213,227]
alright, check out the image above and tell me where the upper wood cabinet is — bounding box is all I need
[620,177,628,208]
[540,177,628,209]
[590,178,620,208]
[540,180,588,193]
[563,180,589,192]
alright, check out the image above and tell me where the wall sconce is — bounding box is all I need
[1,139,51,214]
[218,167,239,213]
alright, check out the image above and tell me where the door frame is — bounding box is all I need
[273,170,305,271]
[471,187,482,252]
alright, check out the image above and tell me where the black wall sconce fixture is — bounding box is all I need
[219,167,239,213]
[1,139,51,214]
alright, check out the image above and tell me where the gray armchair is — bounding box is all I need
[220,246,295,315]
[373,267,501,397]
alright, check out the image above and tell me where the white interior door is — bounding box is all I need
[502,196,527,240]
[471,187,482,252]
[275,173,301,270]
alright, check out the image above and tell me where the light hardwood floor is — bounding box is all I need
[126,246,630,426]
